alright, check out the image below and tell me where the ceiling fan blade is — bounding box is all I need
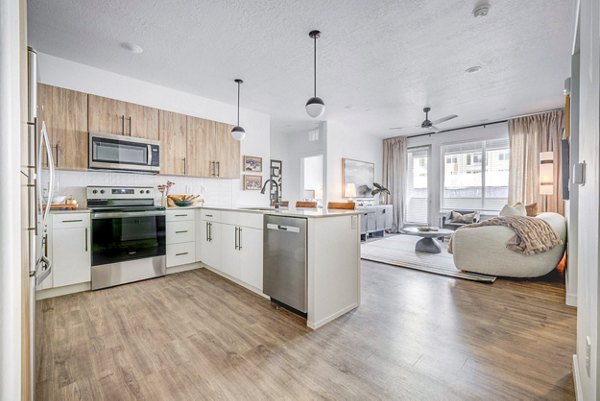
[430,125,441,132]
[432,114,458,125]
[389,124,421,130]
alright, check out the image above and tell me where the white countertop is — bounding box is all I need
[170,205,361,219]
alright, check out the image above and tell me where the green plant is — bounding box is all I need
[371,182,390,197]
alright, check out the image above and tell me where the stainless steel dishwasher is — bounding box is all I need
[264,215,308,315]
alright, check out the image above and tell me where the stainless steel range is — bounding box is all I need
[87,186,166,290]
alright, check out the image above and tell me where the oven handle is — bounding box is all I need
[92,210,166,219]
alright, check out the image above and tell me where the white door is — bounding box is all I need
[239,227,263,291]
[52,225,90,287]
[220,224,241,279]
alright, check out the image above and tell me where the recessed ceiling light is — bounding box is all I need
[473,1,491,17]
[120,42,144,54]
[465,65,482,73]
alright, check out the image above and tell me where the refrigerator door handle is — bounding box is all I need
[35,255,52,286]
[38,121,55,228]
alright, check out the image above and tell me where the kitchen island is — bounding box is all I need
[174,206,362,329]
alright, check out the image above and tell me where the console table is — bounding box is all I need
[357,205,393,241]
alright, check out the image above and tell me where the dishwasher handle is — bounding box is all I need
[266,223,301,233]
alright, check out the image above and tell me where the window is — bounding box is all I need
[441,138,509,211]
[406,147,429,224]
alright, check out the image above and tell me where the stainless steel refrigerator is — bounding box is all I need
[25,46,55,401]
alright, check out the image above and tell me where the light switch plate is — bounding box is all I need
[573,162,586,186]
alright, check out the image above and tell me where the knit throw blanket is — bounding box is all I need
[448,216,563,256]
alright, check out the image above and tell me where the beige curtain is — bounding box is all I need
[382,136,407,232]
[508,110,564,215]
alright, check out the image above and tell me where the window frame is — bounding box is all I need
[439,137,509,214]
[405,145,432,225]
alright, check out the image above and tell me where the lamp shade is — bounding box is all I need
[539,151,554,195]
[231,126,246,141]
[305,96,325,118]
[345,183,357,198]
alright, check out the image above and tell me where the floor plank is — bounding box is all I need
[37,262,576,401]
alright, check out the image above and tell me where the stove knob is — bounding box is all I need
[100,189,105,194]
[140,190,144,194]
[146,190,150,194]
[92,189,97,194]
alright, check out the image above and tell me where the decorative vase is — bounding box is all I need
[160,195,167,208]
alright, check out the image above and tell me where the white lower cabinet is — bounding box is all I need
[238,226,263,291]
[166,209,196,268]
[197,209,263,292]
[198,219,222,269]
[47,212,91,288]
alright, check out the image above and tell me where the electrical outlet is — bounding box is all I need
[586,336,591,377]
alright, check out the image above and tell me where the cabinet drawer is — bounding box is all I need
[167,221,195,244]
[166,209,195,222]
[52,213,90,229]
[167,242,195,267]
[200,209,221,222]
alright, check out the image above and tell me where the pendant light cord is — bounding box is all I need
[237,81,240,126]
[313,35,317,97]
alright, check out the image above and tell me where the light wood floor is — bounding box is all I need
[36,262,576,401]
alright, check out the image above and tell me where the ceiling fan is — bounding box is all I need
[390,107,458,132]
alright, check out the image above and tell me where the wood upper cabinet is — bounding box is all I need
[88,94,158,139]
[159,110,187,175]
[186,116,216,177]
[88,94,126,136]
[214,122,240,179]
[126,103,159,140]
[38,84,88,170]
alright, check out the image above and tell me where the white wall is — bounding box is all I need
[406,122,509,225]
[326,120,383,203]
[37,53,271,207]
[574,0,600,399]
[303,154,324,199]
[0,0,23,399]
[270,123,327,205]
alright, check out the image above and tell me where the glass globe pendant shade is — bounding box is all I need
[231,125,246,141]
[305,96,326,118]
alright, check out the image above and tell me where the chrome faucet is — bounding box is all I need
[260,179,281,209]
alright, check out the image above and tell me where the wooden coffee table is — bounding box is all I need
[401,226,454,254]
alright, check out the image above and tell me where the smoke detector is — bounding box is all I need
[120,42,144,54]
[473,1,491,17]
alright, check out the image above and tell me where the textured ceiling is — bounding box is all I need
[27,0,574,138]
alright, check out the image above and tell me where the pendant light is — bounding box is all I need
[231,79,246,141]
[306,30,325,118]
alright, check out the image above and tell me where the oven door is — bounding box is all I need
[91,210,166,289]
[89,132,160,172]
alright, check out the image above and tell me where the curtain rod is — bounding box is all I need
[405,107,564,139]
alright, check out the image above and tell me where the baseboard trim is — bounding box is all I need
[36,282,91,300]
[166,262,203,275]
[566,293,578,307]
[307,302,359,330]
[573,354,584,401]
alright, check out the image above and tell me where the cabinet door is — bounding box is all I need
[159,111,187,175]
[187,116,215,177]
[239,227,263,291]
[220,225,241,279]
[38,84,88,170]
[52,224,91,287]
[126,102,159,139]
[214,122,240,178]
[88,94,126,135]
[199,220,221,269]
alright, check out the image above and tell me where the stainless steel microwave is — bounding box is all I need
[89,132,160,173]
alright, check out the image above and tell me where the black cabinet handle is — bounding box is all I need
[175,230,188,234]
[175,252,189,256]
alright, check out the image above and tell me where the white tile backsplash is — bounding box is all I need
[44,169,268,208]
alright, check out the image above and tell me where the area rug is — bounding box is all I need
[361,234,496,283]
